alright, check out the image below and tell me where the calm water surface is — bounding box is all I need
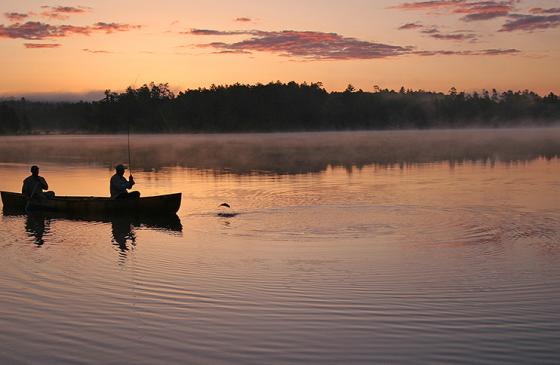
[1,129,559,364]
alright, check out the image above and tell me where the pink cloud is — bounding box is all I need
[186,28,251,36]
[398,22,424,30]
[82,48,111,53]
[92,22,141,33]
[0,22,59,39]
[529,7,560,14]
[392,1,467,10]
[430,32,477,40]
[4,12,30,22]
[212,49,253,55]
[415,48,520,55]
[40,5,90,20]
[454,1,515,21]
[400,23,478,42]
[476,48,520,55]
[0,21,140,40]
[23,42,61,48]
[392,1,518,21]
[499,14,560,32]
[192,28,518,60]
[195,30,413,60]
[420,26,478,41]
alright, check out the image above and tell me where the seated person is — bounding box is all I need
[22,165,55,199]
[110,164,140,199]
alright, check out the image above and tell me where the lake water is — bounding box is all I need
[1,129,559,364]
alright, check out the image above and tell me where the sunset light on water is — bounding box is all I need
[1,1,560,364]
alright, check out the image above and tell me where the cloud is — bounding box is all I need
[0,22,60,39]
[40,5,90,20]
[82,48,111,53]
[0,21,141,40]
[429,32,477,40]
[454,1,515,21]
[191,28,519,60]
[3,5,91,22]
[23,42,61,48]
[421,26,440,34]
[392,1,467,11]
[499,14,560,31]
[477,48,520,55]
[415,48,520,55]
[4,12,29,22]
[185,28,252,35]
[92,22,141,33]
[421,26,478,41]
[400,23,478,41]
[460,11,508,21]
[195,30,413,60]
[398,22,424,29]
[392,1,559,32]
[529,7,560,15]
[392,1,517,21]
[235,17,252,22]
[212,49,253,55]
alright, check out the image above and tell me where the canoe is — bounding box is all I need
[1,191,181,216]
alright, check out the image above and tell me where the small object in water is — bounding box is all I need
[217,212,238,218]
[219,203,231,208]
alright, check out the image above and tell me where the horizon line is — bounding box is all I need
[1,82,558,102]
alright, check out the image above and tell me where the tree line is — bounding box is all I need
[1,82,559,134]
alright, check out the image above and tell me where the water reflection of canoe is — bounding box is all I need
[3,210,182,247]
[5,210,183,233]
[1,191,181,216]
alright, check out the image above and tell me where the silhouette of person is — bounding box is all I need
[110,164,140,199]
[22,165,55,199]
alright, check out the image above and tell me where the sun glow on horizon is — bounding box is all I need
[1,0,559,98]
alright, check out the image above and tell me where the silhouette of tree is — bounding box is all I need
[1,82,559,134]
[0,103,21,133]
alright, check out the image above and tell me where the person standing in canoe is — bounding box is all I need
[110,164,140,199]
[22,165,55,200]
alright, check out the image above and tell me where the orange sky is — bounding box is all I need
[1,0,559,99]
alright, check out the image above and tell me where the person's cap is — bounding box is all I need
[115,164,127,170]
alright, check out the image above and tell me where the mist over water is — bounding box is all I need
[0,128,559,174]
[1,129,559,364]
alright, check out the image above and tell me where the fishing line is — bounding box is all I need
[127,73,139,175]
[127,119,132,175]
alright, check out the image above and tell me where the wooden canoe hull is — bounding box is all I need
[1,191,181,216]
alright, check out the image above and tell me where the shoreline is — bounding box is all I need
[1,124,560,137]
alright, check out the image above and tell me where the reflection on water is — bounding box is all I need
[111,219,136,255]
[5,209,182,255]
[24,212,50,246]
[0,130,560,364]
[0,128,558,174]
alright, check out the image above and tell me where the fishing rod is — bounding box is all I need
[127,74,139,176]
[127,117,132,175]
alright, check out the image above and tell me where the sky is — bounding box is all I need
[1,0,559,99]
